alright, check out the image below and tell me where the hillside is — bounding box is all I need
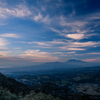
[0,72,60,100]
[0,89,60,100]
[0,72,31,95]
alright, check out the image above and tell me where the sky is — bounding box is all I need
[0,0,100,67]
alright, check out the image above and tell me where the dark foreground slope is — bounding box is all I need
[0,72,31,95]
[0,72,60,100]
[0,68,100,100]
[0,89,59,100]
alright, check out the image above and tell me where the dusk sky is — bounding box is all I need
[0,0,100,67]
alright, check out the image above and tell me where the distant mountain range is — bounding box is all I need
[0,59,100,74]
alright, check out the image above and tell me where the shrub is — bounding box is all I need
[21,91,60,100]
[0,88,18,100]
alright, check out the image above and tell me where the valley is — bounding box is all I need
[3,66,100,100]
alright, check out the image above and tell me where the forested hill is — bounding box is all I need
[0,72,60,100]
[0,72,31,95]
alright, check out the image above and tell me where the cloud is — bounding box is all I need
[59,47,85,51]
[0,55,43,67]
[32,46,51,48]
[67,52,75,54]
[0,33,20,38]
[58,41,100,51]
[0,38,10,58]
[41,15,51,24]
[34,13,42,22]
[0,3,32,19]
[20,49,58,62]
[89,13,100,20]
[68,48,85,50]
[0,1,51,25]
[66,34,84,40]
[0,23,7,26]
[50,13,100,40]
[33,13,51,24]
[48,40,100,48]
[49,40,65,45]
[24,49,46,55]
[50,28,61,34]
[74,54,84,56]
[83,58,100,62]
[18,39,100,51]
[50,27,87,40]
[0,38,10,51]
[87,52,100,55]
[28,40,66,46]
[50,27,96,40]
[0,38,9,48]
[28,41,50,46]
[72,41,100,47]
[41,6,46,11]
[49,52,62,54]
[0,51,11,56]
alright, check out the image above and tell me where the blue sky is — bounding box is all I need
[0,0,100,67]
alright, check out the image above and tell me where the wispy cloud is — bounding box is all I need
[50,27,95,40]
[83,58,100,62]
[0,23,6,26]
[0,4,32,19]
[28,41,50,46]
[0,1,51,25]
[87,52,100,55]
[67,48,85,51]
[0,38,9,49]
[72,41,100,47]
[0,51,11,56]
[66,34,84,40]
[18,40,100,50]
[67,52,75,54]
[0,0,53,25]
[50,28,61,33]
[49,52,62,54]
[88,13,100,20]
[41,15,51,24]
[0,33,20,38]
[20,49,58,62]
[0,55,43,67]
[49,11,100,40]
[59,47,85,51]
[33,13,42,22]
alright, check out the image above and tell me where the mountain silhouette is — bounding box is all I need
[66,59,86,63]
[1,59,99,74]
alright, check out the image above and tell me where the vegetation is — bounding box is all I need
[0,72,60,100]
[0,88,60,100]
[0,88,18,100]
[21,91,60,100]
[0,72,30,95]
[0,67,100,100]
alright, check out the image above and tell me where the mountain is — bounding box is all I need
[0,59,99,75]
[66,59,86,63]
